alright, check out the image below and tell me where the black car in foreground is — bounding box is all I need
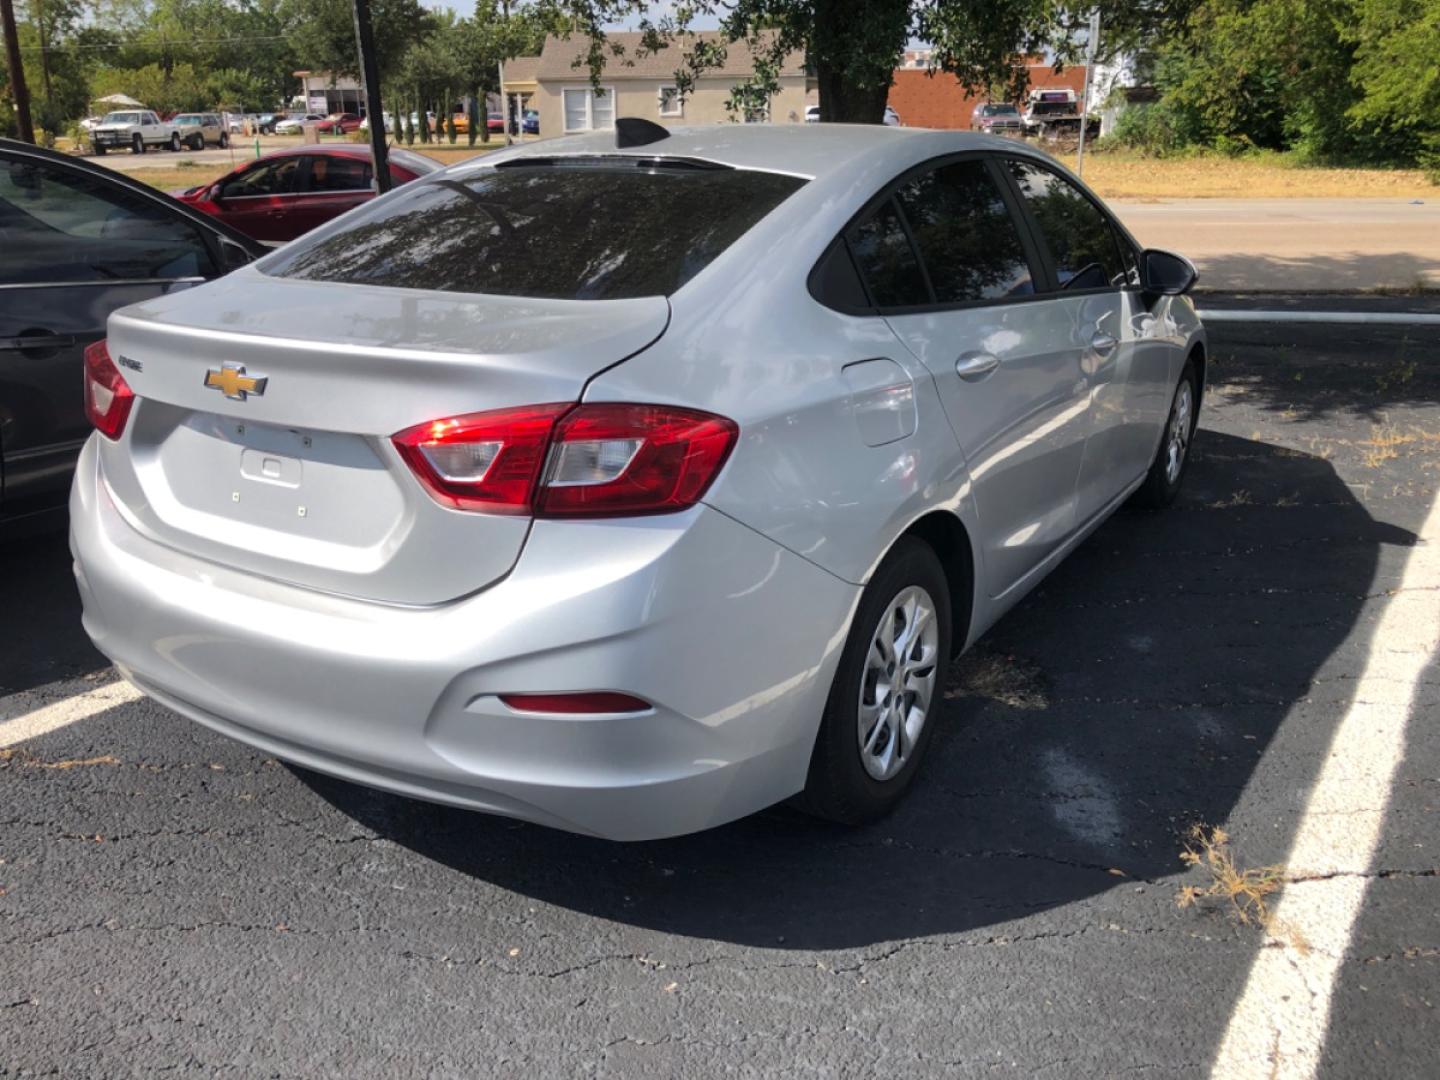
[0,139,266,536]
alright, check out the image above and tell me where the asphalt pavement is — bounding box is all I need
[2,318,1437,1077]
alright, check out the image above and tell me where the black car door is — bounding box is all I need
[0,144,258,529]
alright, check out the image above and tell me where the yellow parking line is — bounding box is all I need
[1211,491,1440,1078]
[0,675,143,750]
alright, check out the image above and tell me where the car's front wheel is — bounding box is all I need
[798,537,952,825]
[1133,356,1200,508]
[219,132,229,149]
[131,134,144,154]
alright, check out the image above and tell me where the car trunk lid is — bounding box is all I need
[97,271,669,605]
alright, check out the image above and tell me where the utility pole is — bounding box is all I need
[352,0,392,193]
[0,0,35,143]
[1076,8,1100,179]
[498,0,512,146]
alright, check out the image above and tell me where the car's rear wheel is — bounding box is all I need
[169,132,181,151]
[798,537,952,825]
[1133,356,1200,508]
[131,134,144,154]
[219,132,229,149]
[94,143,106,156]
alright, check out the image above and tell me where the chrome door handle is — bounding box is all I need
[1090,332,1118,355]
[955,351,1000,381]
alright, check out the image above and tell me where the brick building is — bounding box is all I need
[887,61,1088,129]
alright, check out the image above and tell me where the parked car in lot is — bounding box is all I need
[522,109,539,135]
[971,101,1023,134]
[274,113,326,135]
[257,112,283,134]
[70,124,1203,840]
[90,109,181,154]
[227,113,259,134]
[314,113,361,135]
[358,112,394,133]
[172,145,440,243]
[486,112,506,134]
[172,112,229,150]
[806,104,902,125]
[0,138,263,534]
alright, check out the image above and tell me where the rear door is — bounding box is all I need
[0,149,222,523]
[852,155,1090,597]
[281,153,374,236]
[998,156,1162,523]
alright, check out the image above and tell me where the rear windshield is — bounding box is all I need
[260,160,806,300]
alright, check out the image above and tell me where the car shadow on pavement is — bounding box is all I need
[303,427,1417,949]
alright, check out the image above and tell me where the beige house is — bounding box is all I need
[509,32,808,137]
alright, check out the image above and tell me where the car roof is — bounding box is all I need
[461,123,1030,180]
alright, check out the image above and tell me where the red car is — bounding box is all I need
[315,112,362,134]
[173,145,439,243]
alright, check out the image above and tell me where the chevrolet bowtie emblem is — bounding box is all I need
[204,363,267,401]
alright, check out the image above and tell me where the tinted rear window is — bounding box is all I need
[261,162,806,300]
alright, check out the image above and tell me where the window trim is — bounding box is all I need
[562,85,617,133]
[993,153,1142,297]
[808,149,1052,317]
[658,85,683,118]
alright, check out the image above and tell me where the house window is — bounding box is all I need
[658,86,683,117]
[562,87,615,133]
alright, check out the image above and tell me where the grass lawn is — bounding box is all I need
[121,140,1437,200]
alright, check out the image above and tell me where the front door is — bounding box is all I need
[999,157,1168,523]
[213,156,304,242]
[845,156,1091,598]
[0,151,218,524]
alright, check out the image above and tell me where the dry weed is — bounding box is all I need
[1176,824,1284,927]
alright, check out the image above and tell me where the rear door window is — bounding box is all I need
[892,159,1035,303]
[846,198,929,308]
[309,155,372,192]
[1003,159,1128,291]
[262,160,806,300]
[0,155,216,284]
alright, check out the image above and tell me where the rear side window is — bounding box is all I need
[309,155,371,192]
[262,162,806,300]
[0,156,216,284]
[1004,160,1127,291]
[893,159,1035,303]
[846,198,928,308]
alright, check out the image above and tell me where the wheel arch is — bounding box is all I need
[895,509,975,658]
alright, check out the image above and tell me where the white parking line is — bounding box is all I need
[1211,489,1440,1078]
[0,674,141,750]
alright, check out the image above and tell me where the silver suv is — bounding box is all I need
[172,113,229,150]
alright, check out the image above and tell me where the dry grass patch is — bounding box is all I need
[945,648,1049,709]
[1054,151,1436,200]
[1176,824,1284,928]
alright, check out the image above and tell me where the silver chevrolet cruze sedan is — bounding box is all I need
[71,123,1205,840]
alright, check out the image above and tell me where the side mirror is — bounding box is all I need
[1141,248,1198,296]
[219,239,254,273]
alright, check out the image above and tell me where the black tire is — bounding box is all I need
[170,132,181,151]
[219,132,229,149]
[131,134,144,155]
[797,537,953,825]
[94,143,106,156]
[1133,356,1200,509]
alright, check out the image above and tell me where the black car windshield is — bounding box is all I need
[984,105,1018,115]
[261,160,806,300]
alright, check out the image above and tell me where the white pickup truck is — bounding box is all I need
[91,110,183,155]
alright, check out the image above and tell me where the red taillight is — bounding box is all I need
[499,692,652,714]
[392,403,571,514]
[392,403,737,518]
[83,340,135,440]
[538,403,738,517]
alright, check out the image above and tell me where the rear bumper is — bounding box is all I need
[70,438,858,840]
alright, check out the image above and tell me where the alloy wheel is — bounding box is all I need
[1165,380,1193,485]
[858,585,939,782]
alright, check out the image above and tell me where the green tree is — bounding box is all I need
[1346,0,1440,176]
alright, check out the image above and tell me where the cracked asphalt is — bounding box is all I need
[2,314,1438,1077]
